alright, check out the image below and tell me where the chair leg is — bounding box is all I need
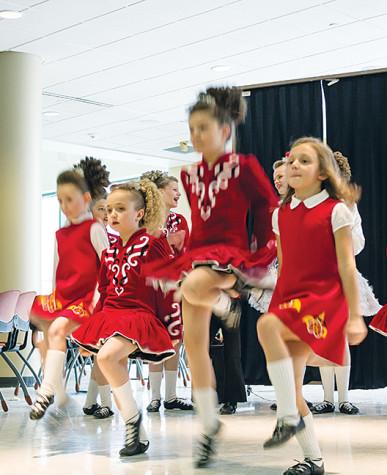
[65,349,79,388]
[15,351,41,388]
[135,359,145,386]
[14,346,36,395]
[0,391,8,412]
[0,353,32,405]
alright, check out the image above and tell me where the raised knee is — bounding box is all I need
[48,323,66,341]
[257,313,278,341]
[97,349,116,368]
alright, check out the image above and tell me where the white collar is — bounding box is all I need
[64,211,93,227]
[290,189,329,209]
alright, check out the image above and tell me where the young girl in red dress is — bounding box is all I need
[144,87,278,468]
[29,158,110,419]
[141,170,193,413]
[82,184,121,419]
[257,137,368,475]
[71,180,175,457]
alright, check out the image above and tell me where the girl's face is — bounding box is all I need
[107,190,144,238]
[273,164,287,197]
[57,183,90,222]
[287,143,324,193]
[189,110,230,158]
[161,181,180,209]
[92,198,108,226]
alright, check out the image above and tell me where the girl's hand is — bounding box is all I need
[346,316,367,346]
[167,230,186,251]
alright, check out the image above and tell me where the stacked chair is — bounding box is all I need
[0,290,37,411]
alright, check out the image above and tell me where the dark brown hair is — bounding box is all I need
[57,156,110,200]
[189,86,247,125]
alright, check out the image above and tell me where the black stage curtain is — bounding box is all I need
[324,73,387,389]
[238,81,324,385]
[237,77,387,388]
[237,80,323,174]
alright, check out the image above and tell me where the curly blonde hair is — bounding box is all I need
[110,179,164,235]
[333,151,352,182]
[282,137,361,206]
[141,170,178,189]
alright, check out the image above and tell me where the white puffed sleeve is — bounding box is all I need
[90,222,109,260]
[351,204,365,256]
[331,202,354,233]
[272,207,280,235]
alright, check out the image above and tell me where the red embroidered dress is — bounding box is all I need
[269,190,354,365]
[32,217,107,324]
[144,153,277,286]
[72,229,175,363]
[165,212,189,256]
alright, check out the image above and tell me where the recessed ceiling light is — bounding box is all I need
[43,111,60,117]
[328,22,337,27]
[0,10,23,19]
[88,133,97,140]
[211,65,231,72]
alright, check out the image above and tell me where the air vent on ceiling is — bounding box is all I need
[43,91,114,108]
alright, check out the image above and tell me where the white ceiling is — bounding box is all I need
[2,0,387,167]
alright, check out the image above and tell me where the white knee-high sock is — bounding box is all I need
[149,371,162,401]
[319,366,335,403]
[99,384,112,408]
[335,344,351,404]
[267,358,298,423]
[112,380,138,422]
[296,413,323,464]
[39,349,66,400]
[335,366,351,404]
[84,377,99,408]
[193,387,218,435]
[164,370,178,402]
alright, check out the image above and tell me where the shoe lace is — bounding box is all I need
[340,402,355,411]
[150,399,160,408]
[314,400,332,411]
[196,434,214,462]
[97,407,111,417]
[32,394,52,414]
[289,459,315,473]
[124,414,139,447]
[175,398,191,407]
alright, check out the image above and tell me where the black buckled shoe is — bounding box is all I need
[194,420,223,469]
[264,417,305,449]
[83,403,101,416]
[29,394,54,420]
[164,398,193,411]
[339,402,359,415]
[311,401,335,415]
[283,458,325,474]
[93,406,114,419]
[219,402,237,415]
[119,412,149,457]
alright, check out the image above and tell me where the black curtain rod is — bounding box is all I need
[241,67,387,90]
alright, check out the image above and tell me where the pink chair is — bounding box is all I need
[0,290,20,412]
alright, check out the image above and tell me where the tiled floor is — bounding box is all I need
[0,381,386,475]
